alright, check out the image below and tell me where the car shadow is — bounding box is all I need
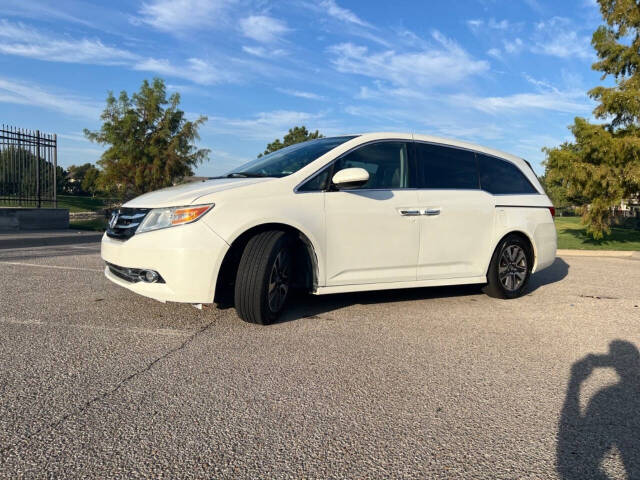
[276,257,570,324]
[278,283,484,324]
[526,257,569,293]
[557,340,640,479]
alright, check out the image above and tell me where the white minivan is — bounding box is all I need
[102,133,557,324]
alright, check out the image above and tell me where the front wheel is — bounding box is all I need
[234,231,293,324]
[483,234,532,299]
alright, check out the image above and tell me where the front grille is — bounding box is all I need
[106,262,165,284]
[106,208,150,239]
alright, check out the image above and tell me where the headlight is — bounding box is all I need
[137,204,214,234]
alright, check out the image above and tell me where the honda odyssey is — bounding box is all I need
[102,133,557,324]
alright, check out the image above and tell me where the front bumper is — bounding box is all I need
[101,221,229,303]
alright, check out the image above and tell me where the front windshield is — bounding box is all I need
[225,136,357,178]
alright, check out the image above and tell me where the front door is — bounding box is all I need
[324,140,420,286]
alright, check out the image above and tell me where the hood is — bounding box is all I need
[124,177,273,208]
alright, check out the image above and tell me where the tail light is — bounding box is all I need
[549,207,555,217]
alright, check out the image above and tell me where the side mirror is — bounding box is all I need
[331,167,370,190]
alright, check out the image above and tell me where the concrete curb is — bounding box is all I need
[557,249,640,258]
[0,230,103,249]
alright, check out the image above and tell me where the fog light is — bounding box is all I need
[143,270,159,283]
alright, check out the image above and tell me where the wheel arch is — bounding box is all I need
[487,230,537,276]
[214,222,320,305]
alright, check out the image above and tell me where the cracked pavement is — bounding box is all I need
[0,232,639,479]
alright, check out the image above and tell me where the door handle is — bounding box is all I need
[400,209,421,216]
[424,209,441,216]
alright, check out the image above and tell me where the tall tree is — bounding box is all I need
[67,163,100,195]
[85,78,209,198]
[56,165,69,195]
[544,0,640,238]
[81,165,100,196]
[259,126,323,157]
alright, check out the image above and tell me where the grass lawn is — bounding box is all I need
[70,217,107,231]
[0,195,110,212]
[555,216,640,251]
[56,195,110,213]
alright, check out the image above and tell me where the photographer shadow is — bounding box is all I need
[557,340,640,479]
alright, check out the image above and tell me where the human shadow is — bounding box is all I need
[557,340,640,479]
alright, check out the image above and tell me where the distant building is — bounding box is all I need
[619,194,640,216]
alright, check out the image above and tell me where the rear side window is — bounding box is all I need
[477,154,538,195]
[412,143,479,189]
[332,141,409,189]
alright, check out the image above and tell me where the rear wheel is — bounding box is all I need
[234,230,293,324]
[483,234,532,299]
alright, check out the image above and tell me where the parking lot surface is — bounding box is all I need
[1,232,639,479]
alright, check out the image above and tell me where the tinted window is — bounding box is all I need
[478,154,538,195]
[332,142,409,189]
[413,143,479,189]
[225,136,356,178]
[297,168,330,192]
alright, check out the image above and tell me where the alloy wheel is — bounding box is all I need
[498,244,528,292]
[267,249,291,312]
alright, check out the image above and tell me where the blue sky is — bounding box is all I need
[0,0,604,176]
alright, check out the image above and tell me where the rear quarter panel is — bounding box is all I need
[491,195,557,273]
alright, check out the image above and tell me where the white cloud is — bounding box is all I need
[57,132,92,143]
[467,18,510,31]
[0,0,95,28]
[0,77,101,118]
[320,0,371,28]
[329,31,489,89]
[450,90,591,114]
[239,15,290,43]
[487,48,502,59]
[241,46,288,58]
[503,37,524,54]
[523,0,544,13]
[139,0,234,31]
[207,148,250,170]
[532,17,593,59]
[134,57,235,85]
[276,88,326,100]
[206,110,327,140]
[0,20,244,86]
[0,19,137,64]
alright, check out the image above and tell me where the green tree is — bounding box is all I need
[67,163,100,195]
[539,173,570,210]
[81,165,100,196]
[56,165,69,195]
[544,0,640,238]
[85,78,209,199]
[0,147,57,199]
[259,126,323,157]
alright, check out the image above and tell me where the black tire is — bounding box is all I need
[483,234,532,299]
[234,230,293,324]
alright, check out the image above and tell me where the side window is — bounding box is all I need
[412,143,479,189]
[478,154,538,195]
[332,142,409,189]
[297,168,330,192]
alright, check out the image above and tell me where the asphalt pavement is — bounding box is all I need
[0,231,639,479]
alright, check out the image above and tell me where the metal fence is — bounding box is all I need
[0,125,57,208]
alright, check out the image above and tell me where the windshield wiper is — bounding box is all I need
[225,172,270,178]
